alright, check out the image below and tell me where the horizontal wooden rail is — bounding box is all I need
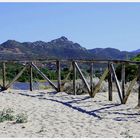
[0,59,140,65]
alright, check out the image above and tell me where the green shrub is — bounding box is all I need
[115,53,140,82]
[0,108,28,123]
[0,108,15,122]
[15,113,28,123]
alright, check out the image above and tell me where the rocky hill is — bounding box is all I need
[0,36,138,60]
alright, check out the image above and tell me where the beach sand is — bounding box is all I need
[0,89,140,138]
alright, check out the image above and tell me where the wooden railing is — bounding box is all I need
[0,59,140,106]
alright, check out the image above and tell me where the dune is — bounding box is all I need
[0,89,140,138]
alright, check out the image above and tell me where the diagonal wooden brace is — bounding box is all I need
[91,67,109,97]
[5,65,27,90]
[123,76,137,104]
[74,62,91,94]
[61,63,73,88]
[123,66,140,104]
[110,63,123,103]
[31,62,58,91]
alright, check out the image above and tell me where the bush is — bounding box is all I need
[0,108,28,123]
[63,77,108,95]
[0,108,15,122]
[16,113,28,123]
[116,64,138,82]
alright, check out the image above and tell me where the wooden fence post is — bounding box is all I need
[57,60,61,92]
[2,62,6,88]
[108,63,113,101]
[138,85,140,107]
[72,61,76,95]
[138,65,140,107]
[29,62,33,91]
[121,64,125,99]
[90,63,93,96]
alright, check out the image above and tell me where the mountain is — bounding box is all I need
[0,36,93,60]
[88,48,136,60]
[131,49,140,54]
[0,36,139,60]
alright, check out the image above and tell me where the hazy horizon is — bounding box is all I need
[0,2,140,51]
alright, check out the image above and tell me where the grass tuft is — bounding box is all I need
[0,108,15,122]
[0,108,28,123]
[15,113,28,123]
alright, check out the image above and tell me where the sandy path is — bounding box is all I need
[0,89,140,138]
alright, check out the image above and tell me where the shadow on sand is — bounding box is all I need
[18,92,131,120]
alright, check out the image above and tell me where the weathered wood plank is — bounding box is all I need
[110,63,123,103]
[123,67,140,104]
[72,61,76,95]
[123,76,137,104]
[74,62,91,94]
[91,67,109,97]
[61,63,72,85]
[1,59,140,65]
[138,65,140,107]
[5,66,27,90]
[108,63,113,101]
[29,63,33,91]
[122,64,140,104]
[65,64,73,81]
[61,64,72,92]
[31,63,58,91]
[138,85,140,107]
[137,65,140,107]
[90,63,93,96]
[121,64,125,99]
[138,81,140,107]
[56,60,61,92]
[2,62,6,88]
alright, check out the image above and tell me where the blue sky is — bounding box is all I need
[0,2,140,51]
